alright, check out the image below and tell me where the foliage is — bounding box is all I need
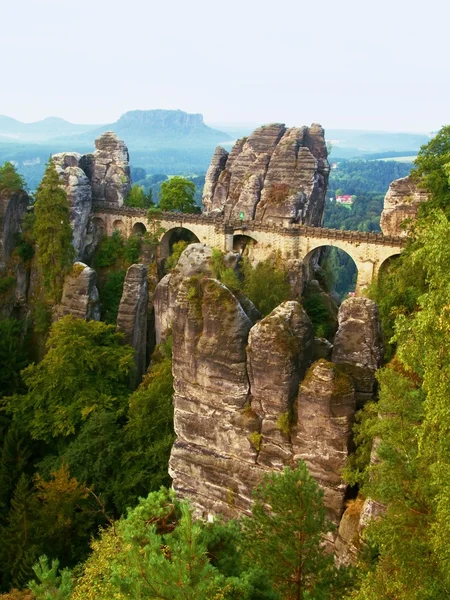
[8,316,134,442]
[71,487,276,600]
[98,270,126,324]
[159,176,198,213]
[0,162,26,194]
[165,240,189,271]
[242,255,291,317]
[124,184,153,208]
[348,129,450,596]
[210,248,241,292]
[33,161,74,304]
[0,318,29,397]
[93,230,124,269]
[0,275,16,295]
[302,284,336,339]
[28,556,72,600]
[411,124,450,215]
[242,462,350,599]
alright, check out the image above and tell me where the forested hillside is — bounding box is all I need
[1,127,450,598]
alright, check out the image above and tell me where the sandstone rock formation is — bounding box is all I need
[247,301,314,469]
[202,123,329,225]
[53,153,92,260]
[380,175,428,237]
[332,297,383,405]
[169,276,258,518]
[54,262,100,321]
[153,244,214,343]
[117,264,149,386]
[293,360,355,522]
[169,284,365,526]
[0,189,29,265]
[81,132,131,207]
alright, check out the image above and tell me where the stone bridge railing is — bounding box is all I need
[92,202,407,248]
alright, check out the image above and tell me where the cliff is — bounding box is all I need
[202,123,330,225]
[168,246,384,528]
[380,175,429,237]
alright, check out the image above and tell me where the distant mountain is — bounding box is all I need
[66,110,232,149]
[327,129,431,158]
[0,116,100,142]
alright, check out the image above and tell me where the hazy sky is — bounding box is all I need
[2,0,448,131]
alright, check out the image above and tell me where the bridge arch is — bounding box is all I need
[303,244,358,298]
[92,217,106,237]
[233,234,258,256]
[160,226,201,260]
[132,221,147,237]
[112,219,126,235]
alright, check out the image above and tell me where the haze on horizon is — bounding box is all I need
[2,0,449,133]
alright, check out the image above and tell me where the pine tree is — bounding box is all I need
[0,475,39,591]
[33,160,74,304]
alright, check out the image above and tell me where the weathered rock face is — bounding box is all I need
[380,175,428,237]
[247,301,314,469]
[117,264,148,386]
[0,189,29,264]
[332,298,383,403]
[169,277,258,518]
[292,360,355,523]
[202,123,329,225]
[53,153,92,260]
[81,132,131,207]
[169,289,360,525]
[153,244,214,344]
[54,262,100,321]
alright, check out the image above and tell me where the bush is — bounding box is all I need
[99,270,126,324]
[242,256,290,317]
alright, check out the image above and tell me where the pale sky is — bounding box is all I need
[2,0,448,132]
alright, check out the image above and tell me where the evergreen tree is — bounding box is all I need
[242,462,349,599]
[33,161,74,304]
[0,162,26,194]
[0,475,39,591]
[28,556,72,600]
[8,316,134,442]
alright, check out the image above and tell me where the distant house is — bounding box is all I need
[336,194,354,205]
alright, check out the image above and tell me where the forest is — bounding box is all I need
[1,126,450,598]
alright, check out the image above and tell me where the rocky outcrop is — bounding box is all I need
[117,264,149,386]
[202,123,329,225]
[54,262,100,321]
[380,175,428,237]
[332,297,383,405]
[53,153,92,260]
[81,132,131,207]
[293,360,355,522]
[0,189,29,264]
[169,288,361,525]
[247,301,314,469]
[153,244,214,343]
[169,276,258,518]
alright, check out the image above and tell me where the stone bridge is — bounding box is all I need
[92,203,406,293]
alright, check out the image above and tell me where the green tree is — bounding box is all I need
[242,463,349,599]
[242,255,291,317]
[412,124,450,215]
[0,162,26,194]
[71,488,276,600]
[159,176,198,213]
[28,556,72,600]
[0,318,29,397]
[33,161,74,304]
[124,184,153,208]
[8,316,134,442]
[0,474,39,590]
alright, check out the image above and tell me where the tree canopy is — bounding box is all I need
[159,176,198,213]
[33,160,74,304]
